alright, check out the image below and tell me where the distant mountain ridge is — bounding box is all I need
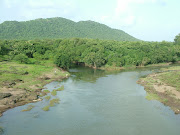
[0,17,139,41]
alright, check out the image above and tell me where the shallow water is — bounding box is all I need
[0,66,180,135]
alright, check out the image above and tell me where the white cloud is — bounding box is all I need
[111,0,166,28]
[27,0,54,8]
[115,0,161,16]
[0,0,79,21]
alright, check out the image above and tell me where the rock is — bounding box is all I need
[15,79,24,83]
[21,71,29,75]
[3,81,16,88]
[27,92,38,101]
[33,98,42,102]
[175,109,180,114]
[44,76,50,80]
[0,93,12,100]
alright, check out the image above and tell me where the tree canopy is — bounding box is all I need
[174,33,180,45]
[0,38,179,69]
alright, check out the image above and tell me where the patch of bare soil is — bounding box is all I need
[0,86,40,116]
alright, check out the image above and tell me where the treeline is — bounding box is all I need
[0,38,180,69]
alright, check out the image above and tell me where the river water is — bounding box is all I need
[0,66,180,135]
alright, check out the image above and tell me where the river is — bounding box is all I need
[0,66,180,135]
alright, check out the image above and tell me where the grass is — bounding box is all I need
[162,98,169,104]
[39,92,47,97]
[51,90,57,96]
[158,71,180,91]
[42,106,50,111]
[55,85,64,91]
[42,98,60,112]
[145,93,160,101]
[49,98,60,107]
[45,96,51,100]
[21,105,35,112]
[0,61,69,92]
[146,62,171,67]
[43,90,50,93]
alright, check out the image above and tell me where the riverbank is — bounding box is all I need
[0,61,70,116]
[137,66,180,114]
[99,62,176,71]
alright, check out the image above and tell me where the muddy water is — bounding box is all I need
[0,67,180,135]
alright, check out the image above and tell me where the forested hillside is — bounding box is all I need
[0,17,138,41]
[0,38,179,69]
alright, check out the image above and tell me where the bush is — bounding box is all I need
[14,54,29,64]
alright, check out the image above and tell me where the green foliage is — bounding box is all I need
[0,17,139,41]
[55,52,72,69]
[53,38,180,69]
[146,93,160,100]
[13,54,29,63]
[0,37,179,69]
[174,33,180,45]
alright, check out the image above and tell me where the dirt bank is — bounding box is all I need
[137,67,180,114]
[0,67,69,117]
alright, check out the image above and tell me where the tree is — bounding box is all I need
[174,33,180,45]
[55,53,71,69]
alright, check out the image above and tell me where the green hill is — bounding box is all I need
[0,17,139,41]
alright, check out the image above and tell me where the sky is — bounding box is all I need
[0,0,179,41]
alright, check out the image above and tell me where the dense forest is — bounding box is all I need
[0,35,179,69]
[0,17,138,41]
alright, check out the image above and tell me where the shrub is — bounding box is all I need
[14,54,29,64]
